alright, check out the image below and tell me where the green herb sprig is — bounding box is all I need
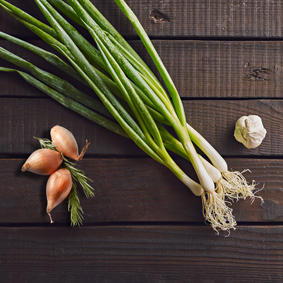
[35,136,94,226]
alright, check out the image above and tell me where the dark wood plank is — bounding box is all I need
[0,98,141,155]
[133,40,283,99]
[1,40,283,99]
[1,225,283,282]
[0,158,279,224]
[1,0,283,38]
[0,98,280,156]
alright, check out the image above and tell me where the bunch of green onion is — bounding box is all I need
[0,0,260,232]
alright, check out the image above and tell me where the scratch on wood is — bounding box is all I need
[149,9,170,23]
[246,66,272,81]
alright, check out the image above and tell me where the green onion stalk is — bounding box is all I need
[62,0,258,219]
[34,0,207,200]
[111,0,258,202]
[29,0,211,199]
[70,0,216,195]
[49,0,257,203]
[38,0,240,231]
[0,0,260,231]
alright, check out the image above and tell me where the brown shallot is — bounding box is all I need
[46,168,73,223]
[50,125,90,161]
[21,148,63,175]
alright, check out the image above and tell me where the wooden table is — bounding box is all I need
[1,0,283,282]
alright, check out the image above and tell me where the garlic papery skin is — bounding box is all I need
[51,125,90,161]
[46,168,72,223]
[21,148,63,175]
[234,115,267,149]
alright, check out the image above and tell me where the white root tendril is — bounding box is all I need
[201,191,237,235]
[47,211,54,224]
[222,170,263,203]
[215,178,233,202]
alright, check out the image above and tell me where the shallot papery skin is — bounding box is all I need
[51,125,89,161]
[46,168,72,223]
[21,148,63,175]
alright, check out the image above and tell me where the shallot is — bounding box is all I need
[21,148,62,175]
[46,168,73,223]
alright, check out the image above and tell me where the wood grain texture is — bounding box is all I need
[130,40,283,99]
[1,0,283,280]
[1,40,283,99]
[0,98,280,156]
[1,225,283,283]
[1,0,283,38]
[0,158,279,224]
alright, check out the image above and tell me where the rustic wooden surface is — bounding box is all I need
[1,226,283,283]
[1,0,283,282]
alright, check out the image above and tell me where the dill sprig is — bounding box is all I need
[34,136,94,226]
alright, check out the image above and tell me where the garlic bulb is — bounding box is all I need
[46,168,73,223]
[234,115,267,149]
[21,148,63,175]
[51,125,90,161]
